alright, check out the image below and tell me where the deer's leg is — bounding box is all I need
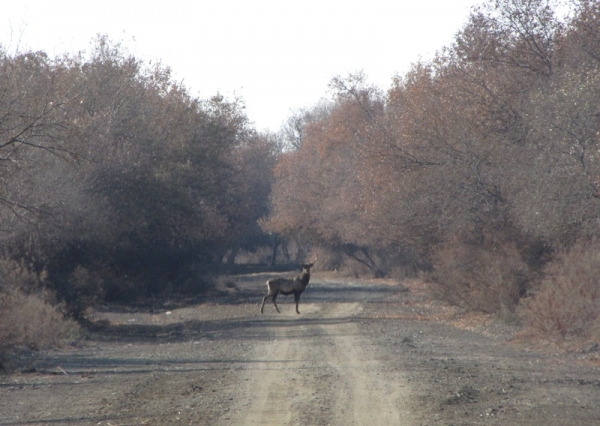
[294,292,301,314]
[272,292,281,313]
[261,283,274,314]
[260,293,270,314]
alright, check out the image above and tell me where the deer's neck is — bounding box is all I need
[299,271,310,287]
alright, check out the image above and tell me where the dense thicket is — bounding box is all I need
[0,37,277,316]
[265,0,600,323]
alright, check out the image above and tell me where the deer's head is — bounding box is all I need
[301,253,319,272]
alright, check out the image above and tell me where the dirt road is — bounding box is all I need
[1,272,599,425]
[228,300,411,425]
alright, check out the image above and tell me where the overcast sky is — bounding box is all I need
[2,0,481,132]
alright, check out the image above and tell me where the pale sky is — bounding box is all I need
[2,0,481,132]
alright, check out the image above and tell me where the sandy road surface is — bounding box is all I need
[228,301,411,425]
[1,272,599,425]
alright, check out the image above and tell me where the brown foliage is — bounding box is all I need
[428,235,530,313]
[521,239,600,339]
[0,36,279,316]
[267,0,600,287]
[0,291,78,353]
[265,73,383,248]
[0,259,79,369]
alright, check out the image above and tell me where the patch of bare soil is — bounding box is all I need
[1,272,599,425]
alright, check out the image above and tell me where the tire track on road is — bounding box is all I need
[228,302,414,425]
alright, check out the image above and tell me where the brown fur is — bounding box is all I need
[260,256,317,314]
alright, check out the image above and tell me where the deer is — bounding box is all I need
[260,254,318,314]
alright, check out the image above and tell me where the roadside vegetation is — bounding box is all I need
[1,0,599,368]
[0,36,278,366]
[265,0,600,344]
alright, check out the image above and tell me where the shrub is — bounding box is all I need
[521,240,600,339]
[0,258,47,294]
[0,259,80,371]
[428,236,530,313]
[0,290,79,350]
[61,266,105,320]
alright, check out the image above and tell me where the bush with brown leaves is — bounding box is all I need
[0,259,79,370]
[428,237,530,314]
[521,240,600,339]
